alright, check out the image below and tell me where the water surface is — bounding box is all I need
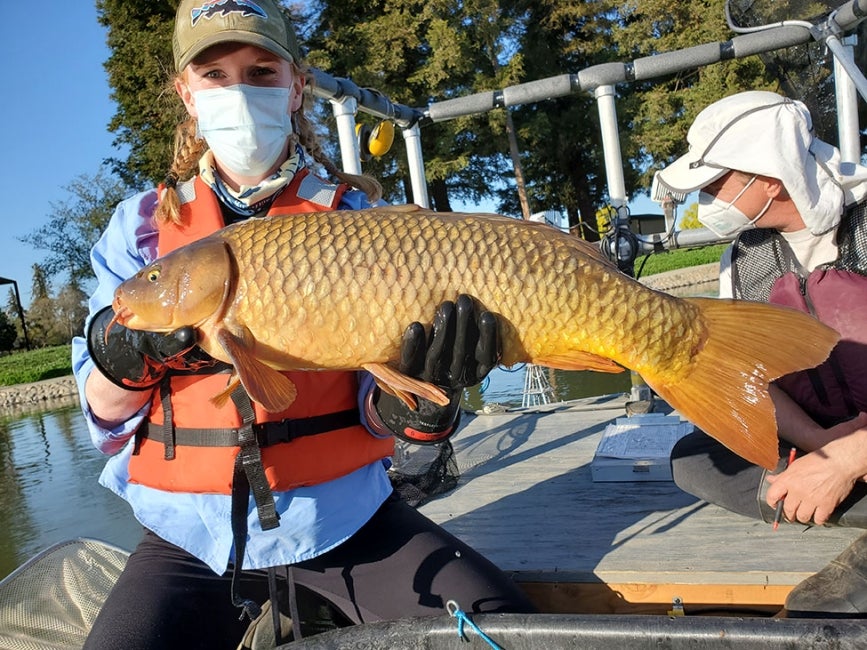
[0,404,142,579]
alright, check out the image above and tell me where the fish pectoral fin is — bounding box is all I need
[362,362,450,410]
[215,327,297,412]
[533,351,625,373]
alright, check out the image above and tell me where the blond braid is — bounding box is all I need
[154,116,208,226]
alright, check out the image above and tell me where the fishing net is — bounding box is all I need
[388,439,461,508]
[0,538,128,650]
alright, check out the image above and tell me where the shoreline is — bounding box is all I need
[0,264,720,414]
[0,375,79,414]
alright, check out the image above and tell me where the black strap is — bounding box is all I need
[230,387,281,532]
[141,408,361,448]
[228,386,278,622]
[160,381,176,460]
[230,452,262,622]
[286,565,302,641]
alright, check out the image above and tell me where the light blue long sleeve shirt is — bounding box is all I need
[71,185,393,574]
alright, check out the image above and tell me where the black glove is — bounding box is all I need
[372,294,500,444]
[86,305,213,390]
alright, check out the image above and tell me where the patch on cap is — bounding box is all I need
[191,1,267,26]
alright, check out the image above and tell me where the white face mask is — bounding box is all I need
[697,175,772,237]
[194,84,293,177]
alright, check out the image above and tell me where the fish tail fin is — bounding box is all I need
[645,298,839,470]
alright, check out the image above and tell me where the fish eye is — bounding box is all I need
[147,268,161,282]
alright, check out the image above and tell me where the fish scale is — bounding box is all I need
[111,204,840,469]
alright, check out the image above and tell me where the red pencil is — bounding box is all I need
[773,447,798,531]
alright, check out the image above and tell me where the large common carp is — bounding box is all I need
[110,205,838,470]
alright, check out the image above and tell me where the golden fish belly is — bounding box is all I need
[217,209,703,379]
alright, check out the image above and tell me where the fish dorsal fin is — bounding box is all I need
[533,351,625,373]
[215,327,297,412]
[369,203,424,215]
[362,362,449,410]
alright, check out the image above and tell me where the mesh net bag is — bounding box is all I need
[388,439,460,508]
[0,538,128,650]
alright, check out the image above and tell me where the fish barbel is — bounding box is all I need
[110,204,839,469]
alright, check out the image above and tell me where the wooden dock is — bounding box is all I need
[419,395,863,615]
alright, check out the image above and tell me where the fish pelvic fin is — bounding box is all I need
[362,362,450,410]
[534,351,625,373]
[646,297,839,471]
[211,374,241,408]
[215,327,298,412]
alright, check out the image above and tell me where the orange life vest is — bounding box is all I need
[127,171,394,495]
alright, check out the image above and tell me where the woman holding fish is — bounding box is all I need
[71,1,532,647]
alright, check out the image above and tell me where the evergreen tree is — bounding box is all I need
[96,0,864,233]
[26,265,56,348]
[97,0,178,187]
[304,0,519,210]
[4,288,26,350]
[0,311,17,354]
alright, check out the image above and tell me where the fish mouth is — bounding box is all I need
[104,303,133,343]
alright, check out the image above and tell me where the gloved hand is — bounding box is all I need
[86,305,212,390]
[372,294,500,444]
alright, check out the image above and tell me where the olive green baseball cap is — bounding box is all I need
[173,0,301,72]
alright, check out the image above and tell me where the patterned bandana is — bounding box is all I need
[198,145,305,218]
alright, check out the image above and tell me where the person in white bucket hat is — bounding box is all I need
[657,90,867,617]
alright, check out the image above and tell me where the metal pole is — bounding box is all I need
[402,124,430,208]
[831,34,861,163]
[594,85,627,210]
[330,97,362,175]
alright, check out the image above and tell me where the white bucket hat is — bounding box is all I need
[655,90,867,235]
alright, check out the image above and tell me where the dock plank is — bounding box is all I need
[419,397,862,590]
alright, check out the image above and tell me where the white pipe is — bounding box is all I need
[594,85,627,211]
[330,97,362,175]
[402,124,430,208]
[831,34,861,163]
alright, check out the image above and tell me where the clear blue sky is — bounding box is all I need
[0,2,662,310]
[0,2,117,308]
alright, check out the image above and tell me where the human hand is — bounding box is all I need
[86,305,213,390]
[766,433,867,526]
[372,295,500,444]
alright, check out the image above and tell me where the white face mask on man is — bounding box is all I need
[697,175,773,238]
[194,84,293,177]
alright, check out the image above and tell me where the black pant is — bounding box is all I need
[83,493,535,650]
[671,430,867,526]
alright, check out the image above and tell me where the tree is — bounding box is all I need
[20,167,131,289]
[54,281,90,340]
[97,0,179,187]
[610,0,861,192]
[0,311,17,354]
[304,0,521,210]
[97,0,864,234]
[26,265,56,348]
[4,288,27,350]
[678,202,701,230]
